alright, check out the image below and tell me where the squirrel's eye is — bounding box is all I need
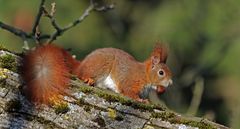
[158,70,165,76]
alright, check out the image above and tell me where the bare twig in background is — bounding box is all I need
[0,21,33,39]
[94,3,115,11]
[187,77,204,116]
[32,0,46,36]
[46,3,94,43]
[34,26,41,44]
[50,2,56,16]
[0,0,114,45]
[43,3,61,32]
[47,1,114,43]
[0,0,48,43]
[0,21,50,41]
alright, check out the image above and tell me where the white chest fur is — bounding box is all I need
[96,75,119,93]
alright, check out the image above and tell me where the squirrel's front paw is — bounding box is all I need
[136,98,149,103]
[83,78,95,86]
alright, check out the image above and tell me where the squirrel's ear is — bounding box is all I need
[151,56,160,67]
[151,43,168,64]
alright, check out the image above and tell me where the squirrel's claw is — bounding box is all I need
[136,98,149,104]
[83,78,95,86]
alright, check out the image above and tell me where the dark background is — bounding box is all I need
[1,0,240,127]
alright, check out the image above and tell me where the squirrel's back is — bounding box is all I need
[77,48,146,94]
[77,48,141,78]
[85,48,136,61]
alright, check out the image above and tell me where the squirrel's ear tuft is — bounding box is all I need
[151,42,168,64]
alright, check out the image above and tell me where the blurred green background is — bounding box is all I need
[1,0,240,127]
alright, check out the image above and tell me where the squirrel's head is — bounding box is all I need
[146,43,173,94]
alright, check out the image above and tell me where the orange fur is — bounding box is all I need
[150,43,168,63]
[22,44,79,104]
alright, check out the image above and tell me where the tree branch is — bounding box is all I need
[0,1,114,45]
[46,3,94,43]
[32,0,46,35]
[187,77,204,116]
[0,21,33,39]
[42,2,61,32]
[47,1,114,43]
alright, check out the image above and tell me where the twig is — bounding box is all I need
[62,4,94,32]
[47,3,95,43]
[186,77,204,116]
[43,3,61,31]
[47,1,114,43]
[34,26,41,43]
[0,21,33,39]
[32,0,46,35]
[0,0,50,42]
[22,40,30,51]
[0,0,114,44]
[94,3,114,11]
[50,2,56,16]
[63,2,114,31]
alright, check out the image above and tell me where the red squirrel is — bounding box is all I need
[22,43,172,104]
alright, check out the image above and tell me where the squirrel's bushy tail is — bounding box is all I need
[22,44,79,104]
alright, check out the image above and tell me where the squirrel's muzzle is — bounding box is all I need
[157,79,173,93]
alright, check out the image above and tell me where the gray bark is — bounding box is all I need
[0,49,229,129]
